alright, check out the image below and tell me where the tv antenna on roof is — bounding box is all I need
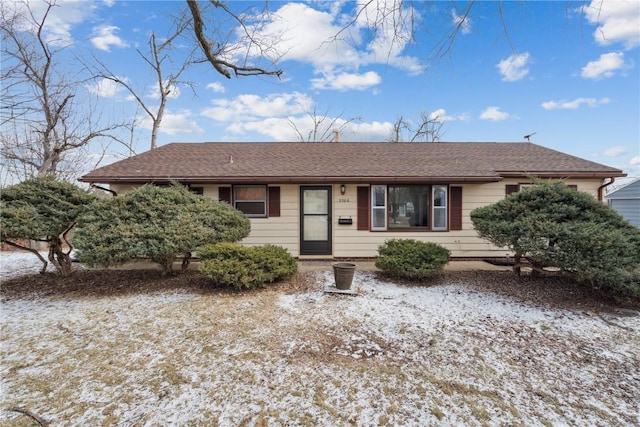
[523,132,536,141]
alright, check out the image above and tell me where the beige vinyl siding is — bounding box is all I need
[332,182,503,258]
[109,178,607,259]
[238,184,300,256]
[332,179,606,259]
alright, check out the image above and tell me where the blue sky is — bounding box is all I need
[8,0,640,180]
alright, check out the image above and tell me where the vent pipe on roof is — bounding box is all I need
[228,155,233,164]
[334,130,339,142]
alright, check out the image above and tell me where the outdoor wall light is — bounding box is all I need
[340,184,346,195]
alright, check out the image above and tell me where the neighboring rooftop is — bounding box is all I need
[606,177,640,200]
[80,142,626,184]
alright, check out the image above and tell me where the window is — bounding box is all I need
[370,184,449,231]
[506,183,578,197]
[234,185,266,217]
[388,185,429,229]
[432,185,447,230]
[371,185,387,230]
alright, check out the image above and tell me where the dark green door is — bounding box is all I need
[300,186,332,255]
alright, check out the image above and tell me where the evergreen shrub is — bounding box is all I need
[375,238,450,280]
[471,180,640,298]
[198,243,297,290]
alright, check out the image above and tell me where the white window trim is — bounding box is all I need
[432,185,448,231]
[371,185,387,230]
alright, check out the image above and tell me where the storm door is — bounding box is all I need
[300,186,332,255]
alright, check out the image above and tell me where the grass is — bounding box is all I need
[1,269,639,426]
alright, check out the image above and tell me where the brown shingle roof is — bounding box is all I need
[80,142,625,184]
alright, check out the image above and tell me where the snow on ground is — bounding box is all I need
[0,250,50,279]
[1,252,639,426]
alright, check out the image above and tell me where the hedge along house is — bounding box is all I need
[79,142,625,259]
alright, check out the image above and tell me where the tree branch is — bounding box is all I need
[186,0,282,78]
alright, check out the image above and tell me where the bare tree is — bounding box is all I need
[288,105,361,142]
[186,0,283,79]
[0,0,122,183]
[184,1,516,82]
[387,111,446,142]
[92,13,200,151]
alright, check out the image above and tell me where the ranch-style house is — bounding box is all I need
[80,142,625,259]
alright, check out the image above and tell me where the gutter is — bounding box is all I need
[597,177,616,202]
[80,175,503,185]
[90,183,117,197]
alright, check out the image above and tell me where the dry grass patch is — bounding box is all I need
[1,269,639,426]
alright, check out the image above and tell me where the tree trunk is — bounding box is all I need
[513,253,522,277]
[181,254,191,271]
[3,240,49,274]
[159,257,175,276]
[48,237,73,277]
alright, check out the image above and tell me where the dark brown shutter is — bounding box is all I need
[219,187,232,203]
[268,186,281,217]
[505,185,519,196]
[357,186,370,230]
[450,186,463,231]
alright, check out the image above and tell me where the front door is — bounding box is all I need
[300,186,332,255]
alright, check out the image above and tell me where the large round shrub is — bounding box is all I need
[375,238,450,280]
[0,177,95,276]
[471,180,640,297]
[198,243,297,290]
[73,184,250,274]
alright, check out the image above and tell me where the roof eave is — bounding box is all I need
[497,171,627,179]
[79,175,503,185]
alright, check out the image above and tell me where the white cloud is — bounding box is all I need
[237,2,423,88]
[630,156,640,166]
[581,52,628,79]
[451,9,472,35]
[140,111,203,136]
[479,107,515,121]
[90,25,128,51]
[86,78,124,98]
[206,82,225,93]
[429,108,469,122]
[541,97,610,110]
[310,71,382,91]
[496,53,531,82]
[6,0,97,47]
[602,146,628,157]
[201,92,313,122]
[226,116,393,142]
[582,0,640,49]
[148,80,181,100]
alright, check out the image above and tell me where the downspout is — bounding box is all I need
[597,177,615,202]
[90,183,118,197]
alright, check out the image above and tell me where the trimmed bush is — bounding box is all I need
[73,183,250,274]
[471,180,640,298]
[375,239,450,280]
[0,177,96,276]
[198,243,297,290]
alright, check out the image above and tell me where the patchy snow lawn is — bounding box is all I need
[1,252,639,426]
